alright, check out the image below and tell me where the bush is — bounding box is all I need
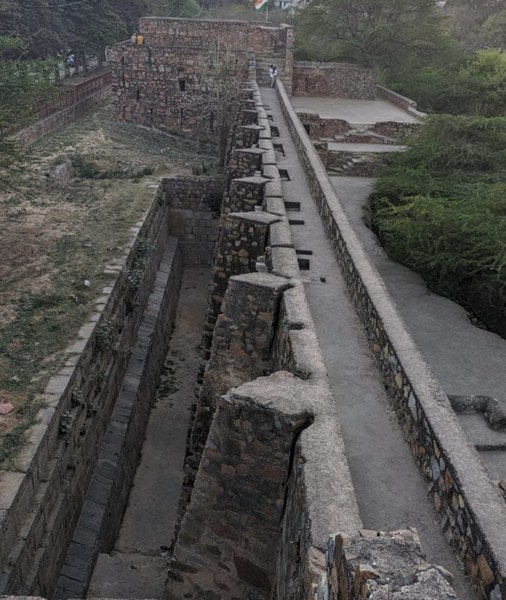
[370,115,506,336]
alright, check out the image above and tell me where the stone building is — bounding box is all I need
[111,17,294,138]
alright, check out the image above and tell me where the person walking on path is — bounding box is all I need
[269,65,277,88]
[131,33,137,44]
[136,32,144,45]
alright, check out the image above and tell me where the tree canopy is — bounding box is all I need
[294,0,456,76]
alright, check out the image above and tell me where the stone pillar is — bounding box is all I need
[165,372,311,600]
[225,148,264,190]
[241,109,258,125]
[194,272,291,453]
[328,529,458,599]
[203,211,280,348]
[222,176,269,215]
[235,124,264,149]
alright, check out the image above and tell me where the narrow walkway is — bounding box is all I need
[260,87,475,599]
[87,267,209,598]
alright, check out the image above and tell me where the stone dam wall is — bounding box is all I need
[276,78,506,599]
[162,81,465,600]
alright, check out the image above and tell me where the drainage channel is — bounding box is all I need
[260,86,476,600]
[86,266,209,598]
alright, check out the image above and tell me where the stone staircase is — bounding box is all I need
[334,127,396,145]
[327,152,381,177]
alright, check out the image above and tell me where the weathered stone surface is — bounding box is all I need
[293,62,377,99]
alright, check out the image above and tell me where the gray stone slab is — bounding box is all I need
[291,96,420,124]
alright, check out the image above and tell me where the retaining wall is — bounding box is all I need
[293,62,377,99]
[276,77,506,600]
[163,176,222,265]
[0,184,180,598]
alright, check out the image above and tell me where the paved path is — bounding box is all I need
[290,96,420,123]
[87,267,209,599]
[327,142,406,153]
[261,87,475,599]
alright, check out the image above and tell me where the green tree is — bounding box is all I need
[391,48,506,115]
[146,0,201,18]
[370,114,506,336]
[480,10,506,49]
[442,0,505,50]
[295,0,455,76]
[0,35,57,173]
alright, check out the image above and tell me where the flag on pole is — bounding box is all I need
[254,0,269,11]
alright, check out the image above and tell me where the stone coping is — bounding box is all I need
[249,80,362,544]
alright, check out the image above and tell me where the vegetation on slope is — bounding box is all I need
[369,116,506,337]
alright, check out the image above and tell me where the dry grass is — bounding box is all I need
[0,99,217,461]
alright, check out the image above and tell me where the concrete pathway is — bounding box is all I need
[290,96,420,123]
[87,267,209,599]
[260,87,475,599]
[327,142,406,153]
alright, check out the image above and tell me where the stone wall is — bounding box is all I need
[0,185,180,597]
[292,62,377,99]
[14,71,111,148]
[277,77,506,600]
[162,176,222,265]
[377,84,426,118]
[111,18,293,137]
[164,80,363,600]
[164,79,462,600]
[296,110,420,143]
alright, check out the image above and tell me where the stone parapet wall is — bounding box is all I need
[329,529,458,599]
[377,84,426,118]
[293,62,377,99]
[0,185,177,597]
[296,110,421,143]
[276,77,506,600]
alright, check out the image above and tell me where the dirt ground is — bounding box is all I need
[0,100,217,463]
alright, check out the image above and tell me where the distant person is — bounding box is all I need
[131,33,137,44]
[269,65,277,88]
[136,33,144,45]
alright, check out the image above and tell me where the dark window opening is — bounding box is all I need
[209,112,215,134]
[289,219,305,225]
[303,124,311,135]
[179,79,186,92]
[271,126,280,137]
[284,201,301,211]
[298,258,310,270]
[273,143,285,157]
[136,89,140,101]
[279,169,290,181]
[177,66,184,74]
[296,249,313,255]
